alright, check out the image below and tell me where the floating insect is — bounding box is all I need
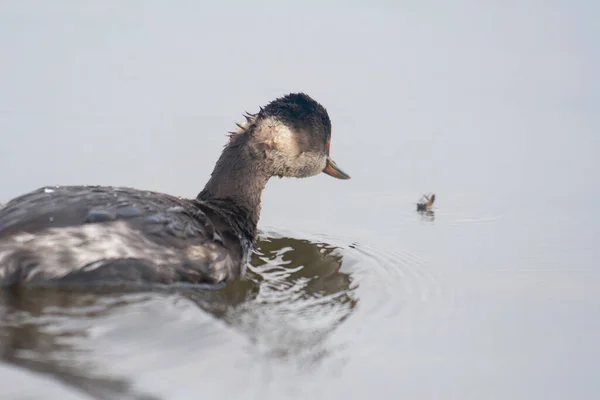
[416,193,435,212]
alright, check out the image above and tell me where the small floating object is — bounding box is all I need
[416,193,435,211]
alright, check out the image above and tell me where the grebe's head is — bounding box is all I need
[229,93,350,180]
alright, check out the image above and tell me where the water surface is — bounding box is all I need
[1,1,599,399]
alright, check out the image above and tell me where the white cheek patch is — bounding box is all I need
[254,117,299,155]
[294,152,327,177]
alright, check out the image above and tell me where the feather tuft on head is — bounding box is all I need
[228,112,259,143]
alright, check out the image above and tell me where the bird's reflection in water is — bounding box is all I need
[0,233,357,399]
[228,232,358,363]
[0,287,162,400]
[418,209,435,222]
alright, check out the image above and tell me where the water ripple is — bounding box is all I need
[301,232,457,336]
[0,229,456,399]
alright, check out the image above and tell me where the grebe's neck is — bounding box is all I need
[197,139,270,229]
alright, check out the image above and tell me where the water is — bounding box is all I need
[1,1,599,399]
